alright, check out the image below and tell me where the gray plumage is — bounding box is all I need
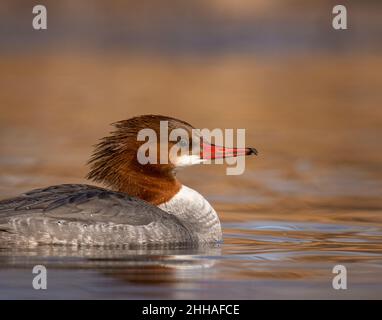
[0,184,197,246]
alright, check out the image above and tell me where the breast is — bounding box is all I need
[158,185,222,243]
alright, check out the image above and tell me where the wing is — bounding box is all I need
[0,184,195,245]
[0,184,97,214]
[0,184,174,225]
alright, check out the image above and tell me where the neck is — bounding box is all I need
[116,168,181,205]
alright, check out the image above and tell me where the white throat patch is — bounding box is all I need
[173,155,207,167]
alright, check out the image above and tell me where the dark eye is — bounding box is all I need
[178,139,189,148]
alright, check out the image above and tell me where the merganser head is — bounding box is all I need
[87,115,257,204]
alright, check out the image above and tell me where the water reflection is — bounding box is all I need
[1,217,381,299]
[0,245,221,291]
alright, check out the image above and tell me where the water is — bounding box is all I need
[1,51,382,299]
[1,219,381,299]
[1,167,382,300]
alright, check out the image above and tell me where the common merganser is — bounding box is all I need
[0,115,257,246]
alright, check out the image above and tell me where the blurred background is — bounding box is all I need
[1,0,381,213]
[0,0,382,299]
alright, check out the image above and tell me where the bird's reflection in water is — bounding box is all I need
[0,244,221,287]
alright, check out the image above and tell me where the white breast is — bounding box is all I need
[158,185,222,243]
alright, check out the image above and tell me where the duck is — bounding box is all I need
[0,115,257,246]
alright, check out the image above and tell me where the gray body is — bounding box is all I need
[0,184,222,246]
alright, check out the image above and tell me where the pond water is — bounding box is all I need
[1,217,382,299]
[0,53,381,299]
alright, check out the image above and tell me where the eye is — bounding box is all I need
[178,139,189,148]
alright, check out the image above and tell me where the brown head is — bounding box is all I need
[87,115,257,205]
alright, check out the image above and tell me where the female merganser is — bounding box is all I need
[0,115,257,246]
